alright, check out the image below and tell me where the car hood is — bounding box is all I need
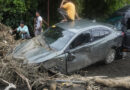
[13,35,61,64]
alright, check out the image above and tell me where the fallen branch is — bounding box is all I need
[55,80,86,84]
[0,78,16,90]
[0,78,10,85]
[15,71,32,90]
[94,77,130,89]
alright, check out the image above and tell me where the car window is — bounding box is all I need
[91,27,111,41]
[69,31,91,49]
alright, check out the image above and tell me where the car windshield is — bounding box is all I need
[43,26,75,51]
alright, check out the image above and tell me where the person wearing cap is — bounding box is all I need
[16,21,31,39]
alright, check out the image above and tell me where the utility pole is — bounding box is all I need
[48,0,50,26]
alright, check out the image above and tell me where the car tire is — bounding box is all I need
[105,49,116,64]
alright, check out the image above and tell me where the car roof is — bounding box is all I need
[56,19,114,33]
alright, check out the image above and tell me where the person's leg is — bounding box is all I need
[14,31,20,40]
[38,28,42,35]
[34,30,38,37]
[34,29,42,36]
[58,8,68,21]
[27,34,31,39]
[21,34,25,40]
[24,33,31,39]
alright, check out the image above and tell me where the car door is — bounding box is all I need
[66,30,93,73]
[66,27,111,73]
[90,27,111,61]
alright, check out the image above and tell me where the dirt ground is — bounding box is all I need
[75,55,130,79]
[1,23,130,90]
[74,56,130,90]
[53,56,130,90]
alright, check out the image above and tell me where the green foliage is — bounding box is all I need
[104,0,128,14]
[82,0,130,19]
[0,0,129,32]
[0,0,27,28]
[0,0,26,16]
[73,0,85,16]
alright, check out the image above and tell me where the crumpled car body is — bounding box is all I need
[13,19,123,74]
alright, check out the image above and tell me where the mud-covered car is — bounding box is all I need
[13,19,123,74]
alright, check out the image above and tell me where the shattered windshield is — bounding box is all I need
[43,26,75,51]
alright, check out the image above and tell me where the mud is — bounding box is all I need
[0,23,130,90]
[81,57,130,77]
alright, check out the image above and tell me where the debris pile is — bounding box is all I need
[0,23,130,90]
[0,23,51,90]
[0,23,14,58]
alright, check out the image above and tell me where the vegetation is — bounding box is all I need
[0,0,130,32]
[83,0,130,18]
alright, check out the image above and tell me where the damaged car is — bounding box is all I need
[13,19,123,74]
[107,5,130,52]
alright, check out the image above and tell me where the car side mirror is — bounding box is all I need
[67,52,76,61]
[68,53,76,61]
[64,50,75,61]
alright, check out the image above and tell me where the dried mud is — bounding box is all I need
[0,23,130,90]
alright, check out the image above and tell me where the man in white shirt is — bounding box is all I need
[34,11,43,36]
[16,21,31,39]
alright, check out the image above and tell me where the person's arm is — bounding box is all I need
[23,26,29,34]
[17,27,24,35]
[13,28,17,32]
[60,0,65,8]
[42,18,49,26]
[61,2,69,9]
[20,30,26,34]
[20,26,28,34]
[16,27,20,32]
[39,17,43,29]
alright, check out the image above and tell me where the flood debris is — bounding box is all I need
[0,79,16,90]
[0,23,130,90]
[94,77,130,89]
[0,23,50,89]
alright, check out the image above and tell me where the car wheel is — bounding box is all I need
[105,49,116,64]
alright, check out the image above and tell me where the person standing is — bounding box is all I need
[34,11,43,36]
